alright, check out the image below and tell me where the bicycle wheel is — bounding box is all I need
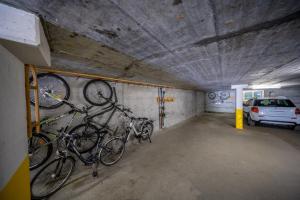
[141,122,154,141]
[208,92,216,100]
[68,124,100,153]
[99,137,125,166]
[219,91,230,100]
[28,133,53,170]
[31,156,75,199]
[83,79,113,106]
[30,73,70,109]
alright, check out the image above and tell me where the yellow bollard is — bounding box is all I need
[231,85,248,130]
[236,108,243,129]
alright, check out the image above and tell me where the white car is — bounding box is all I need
[243,97,300,129]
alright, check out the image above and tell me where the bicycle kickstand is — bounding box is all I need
[148,134,152,143]
[92,162,98,177]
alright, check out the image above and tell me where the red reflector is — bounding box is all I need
[251,107,259,113]
[295,108,300,115]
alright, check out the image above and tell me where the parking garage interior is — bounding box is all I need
[0,1,300,200]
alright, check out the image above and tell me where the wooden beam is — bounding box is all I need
[24,65,32,138]
[34,66,180,89]
[30,65,41,133]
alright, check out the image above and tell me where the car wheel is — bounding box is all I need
[247,114,256,126]
[289,125,296,130]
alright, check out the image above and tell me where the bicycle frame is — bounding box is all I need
[40,110,83,138]
[56,127,108,166]
[85,87,120,133]
[123,118,151,142]
[86,104,116,132]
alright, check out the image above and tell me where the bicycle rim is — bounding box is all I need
[141,122,154,140]
[99,138,125,166]
[31,157,75,199]
[68,124,100,153]
[30,73,70,109]
[29,133,52,170]
[83,79,112,106]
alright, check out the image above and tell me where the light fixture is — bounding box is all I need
[250,84,281,89]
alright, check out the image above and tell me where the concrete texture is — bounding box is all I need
[2,0,300,90]
[46,113,300,200]
[0,3,51,66]
[206,90,236,113]
[34,75,204,137]
[265,87,300,107]
[0,45,28,189]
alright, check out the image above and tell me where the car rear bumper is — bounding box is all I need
[257,120,298,126]
[251,115,299,125]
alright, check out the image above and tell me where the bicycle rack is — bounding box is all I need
[25,64,41,137]
[24,65,185,136]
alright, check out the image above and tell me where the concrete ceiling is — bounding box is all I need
[2,0,300,90]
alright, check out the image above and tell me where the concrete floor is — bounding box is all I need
[51,113,300,200]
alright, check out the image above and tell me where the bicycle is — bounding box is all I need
[119,108,154,144]
[29,91,98,170]
[98,92,154,149]
[30,127,124,199]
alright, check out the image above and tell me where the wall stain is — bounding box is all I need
[101,44,119,53]
[97,50,104,55]
[173,0,182,6]
[69,32,78,38]
[94,29,118,39]
[194,10,300,47]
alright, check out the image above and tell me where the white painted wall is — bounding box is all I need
[264,87,300,107]
[0,45,28,189]
[205,90,235,113]
[205,87,300,113]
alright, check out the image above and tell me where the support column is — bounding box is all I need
[231,84,248,129]
[0,4,51,199]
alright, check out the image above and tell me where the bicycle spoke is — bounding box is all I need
[31,157,74,198]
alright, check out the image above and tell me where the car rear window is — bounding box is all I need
[254,99,295,107]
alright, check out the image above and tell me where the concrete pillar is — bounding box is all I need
[0,44,30,200]
[0,4,51,199]
[231,84,248,129]
[0,3,51,66]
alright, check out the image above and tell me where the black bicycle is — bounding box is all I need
[30,127,123,199]
[28,91,98,170]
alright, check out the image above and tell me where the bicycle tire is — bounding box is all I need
[83,79,113,106]
[99,137,125,166]
[30,73,70,109]
[219,91,230,100]
[28,133,53,170]
[141,121,154,141]
[208,92,216,100]
[31,156,75,199]
[68,123,100,153]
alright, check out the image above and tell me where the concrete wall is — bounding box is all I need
[264,87,300,107]
[34,76,205,138]
[205,90,235,113]
[0,45,30,199]
[205,87,300,114]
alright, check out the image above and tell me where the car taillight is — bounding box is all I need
[295,108,300,115]
[251,106,259,113]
